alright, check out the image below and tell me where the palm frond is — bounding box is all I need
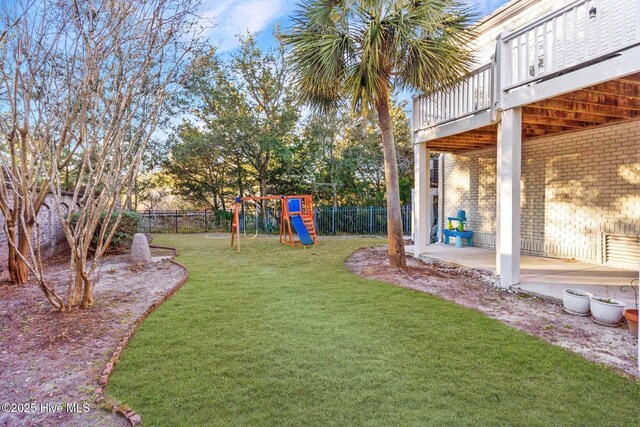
[284,0,476,112]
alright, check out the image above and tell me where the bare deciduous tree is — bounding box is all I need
[0,0,200,310]
[0,0,83,286]
[47,0,200,309]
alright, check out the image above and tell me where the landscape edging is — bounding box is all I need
[94,245,187,426]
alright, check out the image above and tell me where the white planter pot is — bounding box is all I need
[562,289,592,316]
[589,296,626,326]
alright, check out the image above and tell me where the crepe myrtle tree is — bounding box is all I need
[0,0,200,310]
[0,0,85,287]
[284,0,475,267]
[48,0,200,309]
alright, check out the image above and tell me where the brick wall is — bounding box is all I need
[442,120,640,269]
[0,193,74,279]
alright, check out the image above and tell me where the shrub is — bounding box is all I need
[214,209,232,222]
[69,211,142,254]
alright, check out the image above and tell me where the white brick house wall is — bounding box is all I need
[442,119,640,269]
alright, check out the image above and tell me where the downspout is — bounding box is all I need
[438,153,445,243]
[411,188,415,242]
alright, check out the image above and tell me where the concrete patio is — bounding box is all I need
[410,243,639,308]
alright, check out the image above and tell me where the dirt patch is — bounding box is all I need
[0,251,187,426]
[346,246,639,379]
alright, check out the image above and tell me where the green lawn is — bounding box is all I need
[108,235,639,426]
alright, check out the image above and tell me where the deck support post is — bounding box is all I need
[414,143,431,257]
[496,107,522,288]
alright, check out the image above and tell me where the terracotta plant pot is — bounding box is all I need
[624,309,638,337]
[562,289,592,316]
[589,296,625,326]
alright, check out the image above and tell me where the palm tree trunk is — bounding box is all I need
[376,93,407,268]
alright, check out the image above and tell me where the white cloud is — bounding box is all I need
[201,0,288,52]
[200,1,507,52]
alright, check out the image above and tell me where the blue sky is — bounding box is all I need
[201,0,510,54]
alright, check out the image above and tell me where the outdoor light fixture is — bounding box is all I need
[589,7,597,19]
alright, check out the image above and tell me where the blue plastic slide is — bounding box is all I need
[290,215,315,246]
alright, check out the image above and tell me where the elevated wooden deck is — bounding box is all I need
[424,72,640,153]
[413,0,640,152]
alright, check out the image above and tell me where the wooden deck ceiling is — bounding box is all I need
[425,72,640,153]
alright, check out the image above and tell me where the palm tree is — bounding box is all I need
[284,0,475,267]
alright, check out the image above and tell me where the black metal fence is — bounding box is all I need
[140,205,413,236]
[314,206,412,236]
[139,210,233,234]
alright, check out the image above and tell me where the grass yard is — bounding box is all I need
[107,235,639,426]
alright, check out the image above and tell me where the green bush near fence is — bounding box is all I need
[214,209,233,223]
[69,211,142,253]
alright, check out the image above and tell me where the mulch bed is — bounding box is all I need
[346,246,639,379]
[0,250,188,426]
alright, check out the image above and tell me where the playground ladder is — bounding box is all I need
[302,214,318,243]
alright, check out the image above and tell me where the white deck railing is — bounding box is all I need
[414,63,493,130]
[413,0,640,132]
[503,0,640,89]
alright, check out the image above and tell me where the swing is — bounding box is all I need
[230,195,317,252]
[241,200,259,240]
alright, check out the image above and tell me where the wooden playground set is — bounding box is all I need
[230,195,318,251]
